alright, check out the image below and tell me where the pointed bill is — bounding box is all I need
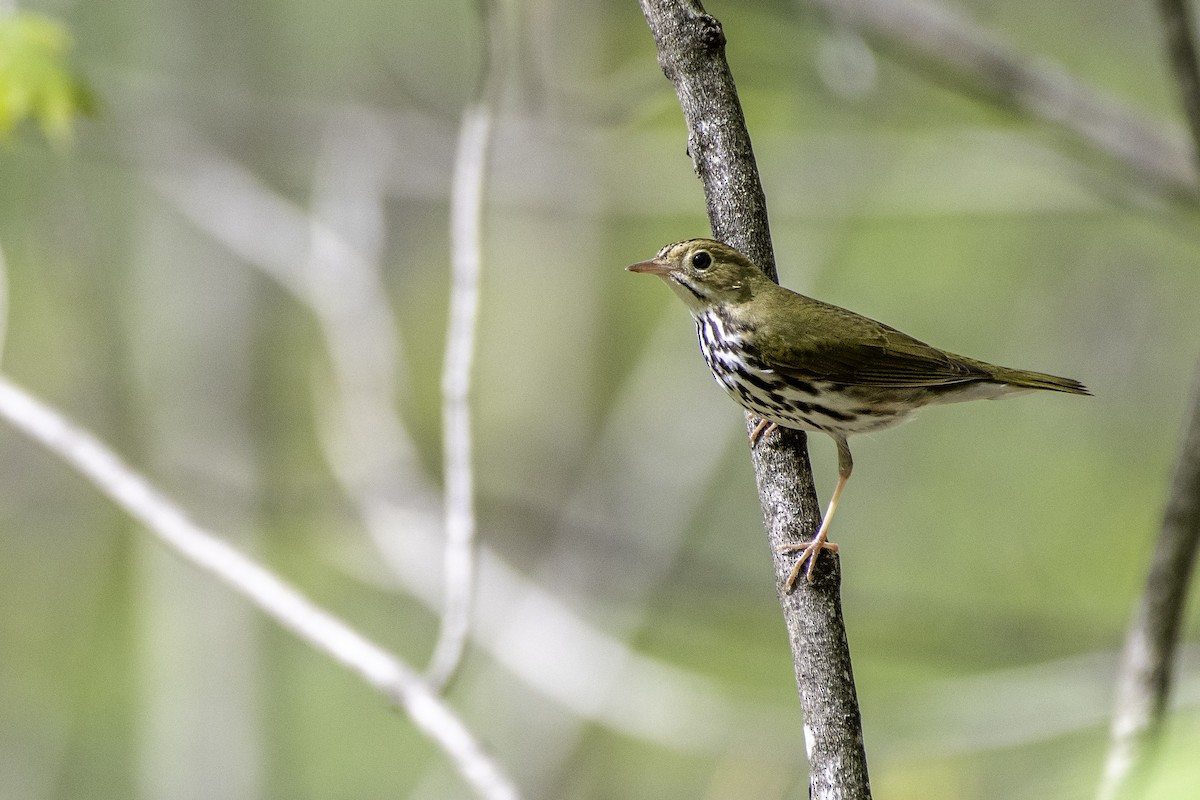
[626,258,671,276]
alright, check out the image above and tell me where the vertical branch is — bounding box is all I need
[1100,365,1200,800]
[425,0,500,690]
[1158,0,1200,164]
[638,2,872,798]
[1097,8,1200,797]
[639,1,775,274]
[428,100,492,688]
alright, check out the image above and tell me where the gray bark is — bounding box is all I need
[639,2,872,797]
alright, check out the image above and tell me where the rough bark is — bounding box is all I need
[639,2,872,797]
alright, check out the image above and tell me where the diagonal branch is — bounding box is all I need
[1099,364,1200,800]
[639,2,872,798]
[805,0,1198,199]
[1158,0,1200,165]
[0,375,521,800]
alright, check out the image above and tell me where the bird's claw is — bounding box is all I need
[780,538,840,590]
[749,418,777,446]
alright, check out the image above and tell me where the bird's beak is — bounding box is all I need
[626,257,672,276]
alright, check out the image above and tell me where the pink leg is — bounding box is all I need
[780,435,852,589]
[749,418,777,446]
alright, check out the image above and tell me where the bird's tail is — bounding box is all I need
[993,367,1091,396]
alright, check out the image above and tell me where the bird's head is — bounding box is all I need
[626,239,770,313]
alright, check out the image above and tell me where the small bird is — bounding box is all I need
[627,238,1089,589]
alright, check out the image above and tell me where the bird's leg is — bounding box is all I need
[749,417,776,446]
[781,436,852,589]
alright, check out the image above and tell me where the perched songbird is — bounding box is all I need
[627,239,1089,588]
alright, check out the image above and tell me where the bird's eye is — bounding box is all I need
[691,250,712,270]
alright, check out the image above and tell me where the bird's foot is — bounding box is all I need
[749,418,777,446]
[779,536,839,590]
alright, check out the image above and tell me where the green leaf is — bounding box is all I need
[0,11,95,143]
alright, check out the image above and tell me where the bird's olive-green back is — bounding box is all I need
[653,239,1087,394]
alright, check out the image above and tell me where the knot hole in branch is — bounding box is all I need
[695,13,725,51]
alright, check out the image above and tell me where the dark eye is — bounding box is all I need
[691,250,712,270]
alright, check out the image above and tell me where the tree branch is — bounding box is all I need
[1096,8,1200,797]
[427,39,498,693]
[639,2,871,797]
[804,0,1198,200]
[1158,0,1200,166]
[0,375,521,800]
[1099,364,1200,800]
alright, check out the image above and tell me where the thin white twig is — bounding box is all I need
[0,375,520,800]
[427,99,493,690]
[425,0,504,691]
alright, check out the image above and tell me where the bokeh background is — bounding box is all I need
[2,0,1199,798]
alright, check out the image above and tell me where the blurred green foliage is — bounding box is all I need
[0,11,93,141]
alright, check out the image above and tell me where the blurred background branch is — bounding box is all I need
[1097,5,1200,798]
[0,376,520,800]
[803,0,1198,200]
[427,0,503,690]
[1157,0,1200,166]
[1100,365,1200,800]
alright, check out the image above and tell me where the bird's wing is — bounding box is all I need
[750,293,994,388]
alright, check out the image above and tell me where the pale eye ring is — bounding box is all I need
[691,250,712,270]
